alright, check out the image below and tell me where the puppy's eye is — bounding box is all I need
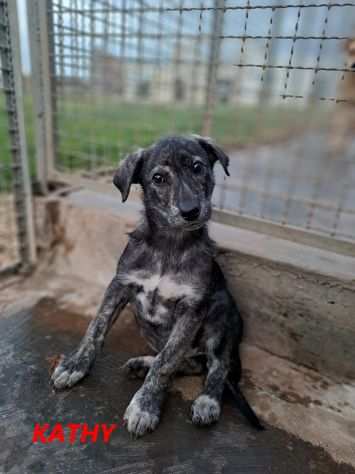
[192,162,204,174]
[152,173,166,185]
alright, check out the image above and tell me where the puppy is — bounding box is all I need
[51,135,263,437]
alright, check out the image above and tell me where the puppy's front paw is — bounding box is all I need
[191,394,221,426]
[124,391,160,437]
[51,348,94,390]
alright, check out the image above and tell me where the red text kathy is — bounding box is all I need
[32,423,118,444]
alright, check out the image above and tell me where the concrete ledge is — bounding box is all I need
[68,189,355,282]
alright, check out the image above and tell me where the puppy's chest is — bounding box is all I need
[125,270,198,325]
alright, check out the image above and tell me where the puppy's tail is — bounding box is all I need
[225,379,264,431]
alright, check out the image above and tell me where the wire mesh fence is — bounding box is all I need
[38,0,355,247]
[0,0,36,274]
[0,1,20,272]
[0,81,19,272]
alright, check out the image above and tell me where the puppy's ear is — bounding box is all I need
[113,148,145,202]
[193,135,230,176]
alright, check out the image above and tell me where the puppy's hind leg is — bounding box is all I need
[51,277,129,390]
[191,338,229,426]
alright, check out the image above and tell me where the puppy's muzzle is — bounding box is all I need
[177,183,201,222]
[180,203,200,222]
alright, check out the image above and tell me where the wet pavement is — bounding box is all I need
[1,298,354,474]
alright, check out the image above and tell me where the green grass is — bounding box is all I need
[0,94,324,182]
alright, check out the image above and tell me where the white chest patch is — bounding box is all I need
[124,271,198,301]
[123,271,197,325]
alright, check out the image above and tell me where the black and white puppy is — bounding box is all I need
[51,135,263,437]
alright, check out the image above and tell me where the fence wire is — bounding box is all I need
[0,0,36,274]
[0,0,21,273]
[45,0,355,245]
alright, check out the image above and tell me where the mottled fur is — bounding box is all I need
[51,135,263,437]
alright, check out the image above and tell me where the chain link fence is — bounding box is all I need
[0,0,36,275]
[29,0,355,253]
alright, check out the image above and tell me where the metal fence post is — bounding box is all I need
[202,0,225,136]
[27,0,56,194]
[0,0,36,268]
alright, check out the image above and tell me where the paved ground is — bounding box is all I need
[213,133,355,240]
[1,297,354,474]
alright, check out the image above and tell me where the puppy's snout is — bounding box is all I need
[180,203,200,222]
[177,182,201,222]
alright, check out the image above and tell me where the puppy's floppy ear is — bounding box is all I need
[113,148,145,202]
[193,135,230,176]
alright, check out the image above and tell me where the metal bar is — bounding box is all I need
[190,1,204,104]
[1,0,37,268]
[233,63,355,73]
[212,209,355,258]
[49,3,355,12]
[202,0,225,135]
[47,0,59,171]
[27,0,56,193]
[47,29,355,42]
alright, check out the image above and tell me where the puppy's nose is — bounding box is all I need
[180,203,200,221]
[351,62,355,70]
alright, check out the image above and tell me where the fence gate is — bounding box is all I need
[0,0,36,275]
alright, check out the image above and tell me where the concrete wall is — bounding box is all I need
[219,250,355,379]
